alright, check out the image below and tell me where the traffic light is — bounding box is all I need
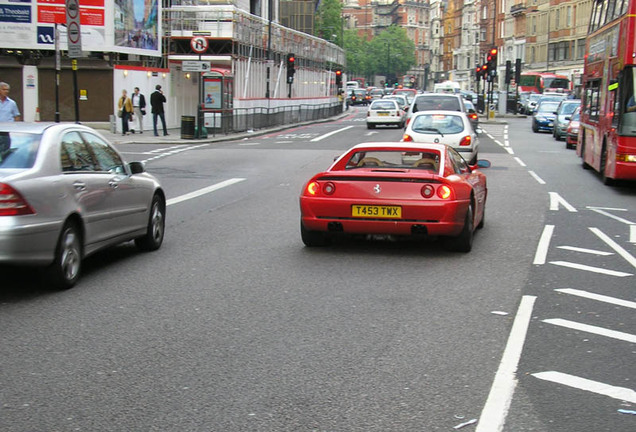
[481,63,488,80]
[487,48,498,77]
[475,66,482,79]
[505,60,512,84]
[335,69,342,88]
[515,58,522,84]
[286,53,296,83]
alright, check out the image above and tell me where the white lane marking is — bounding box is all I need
[494,139,504,147]
[505,147,514,155]
[475,296,536,432]
[513,157,526,166]
[549,260,633,277]
[555,288,636,309]
[149,145,184,154]
[366,131,379,136]
[589,227,636,270]
[587,207,634,224]
[543,318,636,343]
[310,126,354,142]
[549,192,577,212]
[532,371,636,403]
[166,178,246,206]
[274,141,294,144]
[528,170,546,184]
[142,144,209,163]
[239,142,262,146]
[556,246,613,255]
[632,225,636,243]
[120,151,155,155]
[534,225,555,265]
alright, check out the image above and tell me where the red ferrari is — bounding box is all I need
[300,143,490,252]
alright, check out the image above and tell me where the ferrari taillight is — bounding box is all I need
[437,185,452,200]
[402,134,413,142]
[0,183,35,216]
[323,182,336,195]
[306,181,335,196]
[469,113,478,120]
[307,182,320,196]
[421,185,435,198]
[459,135,472,146]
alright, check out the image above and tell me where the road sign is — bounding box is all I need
[190,37,208,54]
[66,0,82,58]
[182,61,211,72]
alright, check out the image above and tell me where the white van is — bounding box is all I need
[346,81,360,89]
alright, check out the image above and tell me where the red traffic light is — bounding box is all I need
[335,69,342,76]
[490,48,498,56]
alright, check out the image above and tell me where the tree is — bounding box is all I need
[315,0,344,47]
[368,26,416,81]
[343,29,369,77]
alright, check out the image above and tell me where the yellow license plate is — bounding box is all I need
[377,112,389,116]
[352,205,402,218]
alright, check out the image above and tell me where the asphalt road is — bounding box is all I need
[1,109,634,431]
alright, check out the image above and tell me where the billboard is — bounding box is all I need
[0,0,161,57]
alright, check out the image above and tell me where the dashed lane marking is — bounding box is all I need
[476,296,536,432]
[532,371,636,404]
[533,225,555,265]
[528,171,546,184]
[555,288,636,309]
[556,246,613,255]
[589,227,636,270]
[549,192,577,212]
[543,318,636,343]
[549,260,633,277]
[310,126,354,142]
[166,178,246,206]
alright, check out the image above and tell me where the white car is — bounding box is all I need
[366,99,405,129]
[401,110,479,164]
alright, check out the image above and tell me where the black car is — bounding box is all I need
[350,89,369,106]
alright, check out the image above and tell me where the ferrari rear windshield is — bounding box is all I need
[345,150,441,171]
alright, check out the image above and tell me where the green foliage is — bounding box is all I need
[343,25,416,80]
[315,0,344,46]
[343,29,368,76]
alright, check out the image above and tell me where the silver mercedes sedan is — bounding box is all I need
[0,123,166,289]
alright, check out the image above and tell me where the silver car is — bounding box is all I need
[401,110,479,165]
[0,123,166,289]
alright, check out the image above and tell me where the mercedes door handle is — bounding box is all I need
[73,181,86,191]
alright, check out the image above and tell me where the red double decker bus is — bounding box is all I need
[518,72,571,94]
[578,0,636,183]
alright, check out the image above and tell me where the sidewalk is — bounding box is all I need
[96,111,352,146]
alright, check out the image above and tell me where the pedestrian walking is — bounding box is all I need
[117,89,133,135]
[131,87,146,133]
[0,82,20,122]
[150,84,168,136]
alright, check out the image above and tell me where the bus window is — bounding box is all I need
[620,67,636,136]
[584,80,601,120]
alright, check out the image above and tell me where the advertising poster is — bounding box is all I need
[0,0,161,57]
[204,78,222,110]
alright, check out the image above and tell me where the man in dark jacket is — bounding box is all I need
[150,84,168,136]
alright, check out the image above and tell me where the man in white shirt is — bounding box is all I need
[130,87,146,133]
[0,82,20,122]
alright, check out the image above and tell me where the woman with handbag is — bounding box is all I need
[117,89,134,135]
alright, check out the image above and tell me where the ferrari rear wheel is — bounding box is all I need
[445,205,474,253]
[301,222,329,247]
